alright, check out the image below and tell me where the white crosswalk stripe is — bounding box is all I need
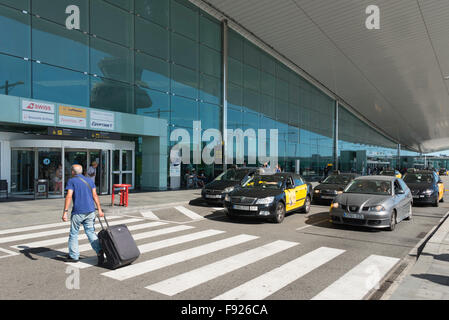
[71,229,225,269]
[311,254,400,300]
[11,221,167,250]
[146,240,299,296]
[174,206,204,220]
[101,234,259,281]
[0,216,122,236]
[0,218,143,244]
[213,247,345,300]
[140,210,160,220]
[39,225,195,259]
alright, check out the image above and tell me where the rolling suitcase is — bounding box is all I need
[97,214,140,270]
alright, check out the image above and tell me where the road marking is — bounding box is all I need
[0,216,122,236]
[71,229,225,269]
[140,210,160,220]
[311,254,400,300]
[213,208,224,211]
[296,219,329,231]
[0,247,20,259]
[0,218,143,244]
[146,240,299,296]
[39,225,194,259]
[101,234,258,281]
[213,247,345,300]
[174,206,204,220]
[11,221,167,250]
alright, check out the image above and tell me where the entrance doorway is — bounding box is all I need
[10,140,135,198]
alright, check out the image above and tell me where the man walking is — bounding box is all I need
[62,164,105,265]
[86,161,98,183]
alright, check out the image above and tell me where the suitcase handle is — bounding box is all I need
[96,213,110,230]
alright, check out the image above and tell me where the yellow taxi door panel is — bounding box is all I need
[285,189,297,211]
[439,183,444,201]
[295,185,307,207]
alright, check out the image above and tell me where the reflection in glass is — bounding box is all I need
[38,148,62,195]
[11,150,34,194]
[0,53,30,97]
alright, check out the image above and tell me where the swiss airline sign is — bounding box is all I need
[21,100,55,125]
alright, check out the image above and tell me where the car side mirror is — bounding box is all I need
[396,189,405,195]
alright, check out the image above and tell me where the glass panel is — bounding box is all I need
[32,0,89,32]
[243,64,259,92]
[200,15,221,51]
[276,63,290,82]
[0,0,29,10]
[172,33,198,70]
[90,36,132,83]
[199,102,221,130]
[171,0,198,40]
[0,5,30,57]
[135,0,169,27]
[122,150,133,171]
[64,150,87,189]
[90,0,132,47]
[200,73,221,105]
[260,72,275,96]
[171,64,198,99]
[135,52,170,92]
[90,76,134,114]
[113,173,120,185]
[260,94,275,119]
[122,173,132,185]
[0,53,31,97]
[228,57,242,86]
[33,62,89,106]
[200,45,221,78]
[276,79,289,101]
[135,17,169,60]
[32,16,89,72]
[227,106,242,130]
[38,148,62,195]
[88,151,100,187]
[11,149,34,194]
[100,150,109,194]
[113,150,120,171]
[260,53,275,75]
[243,41,260,69]
[228,30,243,61]
[104,0,131,11]
[243,89,259,113]
[136,87,170,120]
[228,83,242,107]
[171,95,198,130]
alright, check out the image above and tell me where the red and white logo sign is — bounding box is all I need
[22,100,55,114]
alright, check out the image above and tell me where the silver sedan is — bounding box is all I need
[329,176,413,231]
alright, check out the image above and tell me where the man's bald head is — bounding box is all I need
[72,164,83,176]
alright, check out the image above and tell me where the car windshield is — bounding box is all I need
[214,169,248,182]
[322,175,351,185]
[403,174,433,184]
[243,175,284,189]
[344,179,392,195]
[381,171,395,175]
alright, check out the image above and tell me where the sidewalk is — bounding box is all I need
[0,189,202,229]
[388,210,449,300]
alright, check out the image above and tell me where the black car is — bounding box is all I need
[439,168,448,176]
[312,173,359,204]
[224,172,313,223]
[201,167,257,205]
[403,171,444,206]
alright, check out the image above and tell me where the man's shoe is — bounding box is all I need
[65,255,79,263]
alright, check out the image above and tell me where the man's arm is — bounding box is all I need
[92,188,104,217]
[62,190,73,222]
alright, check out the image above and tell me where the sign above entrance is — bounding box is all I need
[48,127,88,138]
[21,99,56,125]
[90,110,114,131]
[58,105,87,128]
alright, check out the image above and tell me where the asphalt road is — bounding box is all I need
[0,177,448,300]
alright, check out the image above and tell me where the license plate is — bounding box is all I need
[206,195,221,199]
[321,196,334,199]
[233,205,250,210]
[413,195,419,199]
[343,212,364,219]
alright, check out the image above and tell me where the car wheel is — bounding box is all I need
[433,196,439,207]
[272,202,285,224]
[387,211,397,231]
[301,196,311,213]
[404,203,412,220]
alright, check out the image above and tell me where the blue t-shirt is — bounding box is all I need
[66,175,96,215]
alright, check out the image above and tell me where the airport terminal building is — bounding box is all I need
[0,0,422,198]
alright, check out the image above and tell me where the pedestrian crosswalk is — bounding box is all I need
[0,215,401,300]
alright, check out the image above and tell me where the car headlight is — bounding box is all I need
[314,189,320,193]
[369,205,385,212]
[256,197,275,204]
[225,194,231,202]
[337,191,343,194]
[422,189,433,195]
[222,186,235,194]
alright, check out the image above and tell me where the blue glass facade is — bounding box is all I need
[0,0,420,190]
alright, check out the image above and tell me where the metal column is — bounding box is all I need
[222,20,229,170]
[333,101,339,171]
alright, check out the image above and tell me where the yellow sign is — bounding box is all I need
[59,105,87,118]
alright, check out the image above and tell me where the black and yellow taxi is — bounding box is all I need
[224,170,312,223]
[403,170,444,207]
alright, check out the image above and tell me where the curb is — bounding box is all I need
[367,208,449,300]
